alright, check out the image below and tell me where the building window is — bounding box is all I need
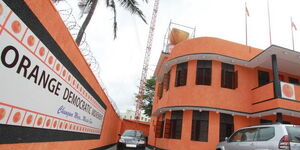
[279,74,284,81]
[196,60,212,85]
[159,113,165,138]
[191,111,209,142]
[289,77,299,85]
[175,62,188,87]
[157,82,163,99]
[258,70,270,86]
[221,63,238,89]
[169,111,183,139]
[164,71,171,91]
[260,119,272,124]
[164,118,171,138]
[155,114,165,138]
[219,113,234,142]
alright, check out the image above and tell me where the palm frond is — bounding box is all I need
[78,0,93,18]
[117,0,147,24]
[106,0,118,39]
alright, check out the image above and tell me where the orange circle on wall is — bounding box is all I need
[65,123,68,129]
[39,47,45,56]
[56,64,60,71]
[26,115,33,124]
[0,4,3,16]
[0,108,6,121]
[46,119,51,127]
[27,35,35,47]
[283,84,294,98]
[69,124,72,129]
[13,112,21,123]
[48,56,53,64]
[37,117,43,126]
[53,120,57,128]
[11,20,21,34]
[68,75,71,81]
[59,122,63,128]
[62,70,66,77]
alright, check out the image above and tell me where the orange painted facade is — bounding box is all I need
[149,37,300,150]
[120,119,150,136]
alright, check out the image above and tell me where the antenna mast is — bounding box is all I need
[135,0,160,120]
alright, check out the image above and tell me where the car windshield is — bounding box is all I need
[286,126,300,143]
[122,130,142,137]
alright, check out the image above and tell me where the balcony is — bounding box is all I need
[251,81,300,113]
[251,82,274,105]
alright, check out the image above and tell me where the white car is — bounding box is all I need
[216,123,300,150]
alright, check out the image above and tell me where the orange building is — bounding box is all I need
[148,35,300,150]
[0,0,124,149]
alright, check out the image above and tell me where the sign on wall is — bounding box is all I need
[281,82,296,100]
[0,0,106,143]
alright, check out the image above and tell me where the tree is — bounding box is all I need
[55,0,148,45]
[140,76,155,117]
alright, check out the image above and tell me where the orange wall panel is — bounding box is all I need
[252,82,274,104]
[120,119,150,136]
[169,37,262,62]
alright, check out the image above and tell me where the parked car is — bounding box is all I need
[117,130,147,150]
[216,123,300,150]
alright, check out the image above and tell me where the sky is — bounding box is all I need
[57,0,300,114]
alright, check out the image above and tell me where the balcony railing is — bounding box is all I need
[251,81,300,113]
[251,82,274,104]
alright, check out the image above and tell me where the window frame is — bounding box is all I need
[157,82,163,99]
[221,63,238,89]
[191,111,209,142]
[289,77,299,85]
[175,62,188,87]
[155,113,165,138]
[196,60,212,86]
[169,111,183,139]
[258,70,270,86]
[164,71,171,91]
[219,113,234,142]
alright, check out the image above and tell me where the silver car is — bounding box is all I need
[216,124,300,150]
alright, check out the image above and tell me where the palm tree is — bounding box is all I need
[55,0,148,45]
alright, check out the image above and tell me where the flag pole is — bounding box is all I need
[291,17,295,50]
[245,2,248,46]
[267,0,272,45]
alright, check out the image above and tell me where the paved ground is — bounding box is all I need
[107,145,150,150]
